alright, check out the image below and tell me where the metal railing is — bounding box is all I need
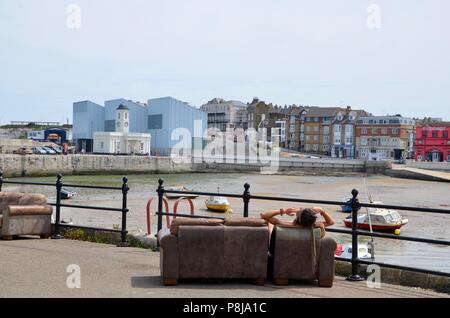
[0,171,129,246]
[156,179,450,280]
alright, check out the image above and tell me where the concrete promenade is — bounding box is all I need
[0,238,447,298]
[389,165,450,182]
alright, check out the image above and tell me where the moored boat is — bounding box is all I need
[164,186,199,199]
[61,188,76,200]
[343,208,408,232]
[335,243,372,259]
[205,196,231,213]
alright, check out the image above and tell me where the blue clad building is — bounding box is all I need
[73,101,105,152]
[72,96,207,155]
[148,97,207,156]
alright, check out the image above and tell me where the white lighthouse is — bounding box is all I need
[116,104,130,134]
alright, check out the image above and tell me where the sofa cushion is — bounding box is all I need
[170,217,224,235]
[224,217,267,227]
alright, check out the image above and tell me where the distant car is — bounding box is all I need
[47,146,62,154]
[13,147,33,155]
[32,147,47,155]
[41,147,56,154]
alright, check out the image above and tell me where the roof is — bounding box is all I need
[116,104,130,110]
[417,121,450,127]
[304,107,343,117]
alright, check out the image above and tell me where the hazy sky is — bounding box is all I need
[1,0,449,124]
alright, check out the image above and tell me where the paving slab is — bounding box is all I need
[0,238,447,298]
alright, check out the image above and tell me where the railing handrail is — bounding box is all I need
[163,189,450,214]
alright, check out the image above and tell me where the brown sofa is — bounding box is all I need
[0,192,53,240]
[271,226,337,287]
[157,217,269,286]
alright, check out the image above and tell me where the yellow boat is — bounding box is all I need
[205,196,232,213]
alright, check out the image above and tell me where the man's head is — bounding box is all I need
[295,208,317,227]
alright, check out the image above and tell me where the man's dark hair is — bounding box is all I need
[297,208,317,227]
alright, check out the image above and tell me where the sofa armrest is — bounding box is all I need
[157,228,179,281]
[318,236,337,287]
[5,205,53,217]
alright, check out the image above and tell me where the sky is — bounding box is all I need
[0,0,449,125]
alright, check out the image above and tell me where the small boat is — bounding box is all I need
[61,188,76,200]
[205,196,232,213]
[335,243,373,259]
[164,186,199,199]
[340,197,362,213]
[343,207,408,232]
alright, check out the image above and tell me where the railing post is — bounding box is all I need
[346,188,364,281]
[117,177,130,247]
[52,173,63,239]
[156,178,164,250]
[0,170,3,192]
[243,183,250,218]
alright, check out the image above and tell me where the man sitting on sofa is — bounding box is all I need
[260,206,335,256]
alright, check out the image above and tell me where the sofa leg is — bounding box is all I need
[253,278,265,286]
[40,234,51,239]
[318,278,333,288]
[2,235,13,241]
[163,278,178,286]
[273,278,289,286]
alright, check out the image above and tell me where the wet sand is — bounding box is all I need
[4,173,450,273]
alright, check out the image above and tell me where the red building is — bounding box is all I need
[414,122,450,162]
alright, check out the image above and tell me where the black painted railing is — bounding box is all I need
[156,179,450,280]
[0,171,129,246]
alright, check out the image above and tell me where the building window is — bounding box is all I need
[314,135,319,142]
[313,144,318,151]
[432,131,438,138]
[392,128,399,135]
[362,128,368,135]
[125,113,128,119]
[100,141,104,149]
[334,125,341,133]
[306,135,310,142]
[323,126,329,134]
[306,126,311,132]
[372,128,378,134]
[314,126,319,132]
[443,131,448,139]
[422,130,428,138]
[381,128,387,134]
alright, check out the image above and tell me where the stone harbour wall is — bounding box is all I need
[0,154,390,178]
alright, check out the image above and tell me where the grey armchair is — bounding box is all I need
[0,192,53,240]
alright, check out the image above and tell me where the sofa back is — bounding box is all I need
[0,193,47,214]
[273,226,322,279]
[177,225,269,279]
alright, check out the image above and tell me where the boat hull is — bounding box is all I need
[165,194,199,199]
[206,204,230,212]
[343,220,405,231]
